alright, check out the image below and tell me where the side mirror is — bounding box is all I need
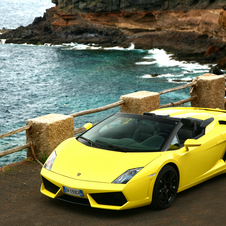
[184,139,201,151]
[84,123,93,130]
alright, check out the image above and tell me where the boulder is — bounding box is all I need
[209,65,224,75]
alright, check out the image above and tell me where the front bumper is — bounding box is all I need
[40,168,154,210]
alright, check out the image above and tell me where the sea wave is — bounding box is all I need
[137,48,210,83]
[57,42,137,51]
[136,60,157,65]
[159,73,184,78]
[139,48,210,72]
[168,77,193,83]
[140,74,155,78]
[0,39,6,44]
[141,73,186,80]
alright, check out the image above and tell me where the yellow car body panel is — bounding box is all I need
[51,138,161,183]
[41,166,155,210]
[152,107,226,190]
[40,107,226,210]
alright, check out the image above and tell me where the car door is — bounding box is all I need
[177,128,226,189]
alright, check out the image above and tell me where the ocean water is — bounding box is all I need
[0,1,211,167]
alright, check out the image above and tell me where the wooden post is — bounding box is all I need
[120,91,160,114]
[26,114,74,160]
[190,73,225,109]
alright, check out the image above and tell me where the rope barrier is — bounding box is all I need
[0,79,202,160]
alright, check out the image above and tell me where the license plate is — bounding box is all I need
[63,186,83,197]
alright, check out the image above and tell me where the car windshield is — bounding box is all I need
[77,113,180,152]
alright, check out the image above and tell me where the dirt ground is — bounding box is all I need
[1,160,226,226]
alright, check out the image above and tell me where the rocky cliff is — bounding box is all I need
[53,0,225,12]
[1,0,226,68]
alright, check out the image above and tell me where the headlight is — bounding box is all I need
[112,167,143,184]
[44,151,57,171]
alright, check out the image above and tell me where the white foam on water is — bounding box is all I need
[138,48,210,82]
[140,74,155,78]
[0,39,6,44]
[144,48,210,72]
[181,77,193,81]
[158,73,182,78]
[146,49,179,67]
[104,43,135,50]
[168,77,193,83]
[136,61,157,65]
[182,62,209,72]
[58,42,136,51]
[44,43,52,47]
[140,73,185,79]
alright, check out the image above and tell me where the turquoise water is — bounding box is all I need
[0,1,211,167]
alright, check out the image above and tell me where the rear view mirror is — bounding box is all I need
[84,123,93,130]
[184,139,201,151]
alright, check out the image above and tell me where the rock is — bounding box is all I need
[1,1,226,65]
[52,0,58,4]
[218,56,226,69]
[53,0,226,13]
[209,65,224,75]
[204,46,220,56]
[219,8,226,29]
[172,78,192,83]
[0,28,11,34]
[150,74,160,77]
[32,17,45,26]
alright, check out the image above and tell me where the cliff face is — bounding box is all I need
[1,0,226,67]
[53,0,225,13]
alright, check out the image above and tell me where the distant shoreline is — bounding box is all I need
[1,5,226,68]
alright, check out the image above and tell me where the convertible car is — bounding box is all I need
[40,107,226,210]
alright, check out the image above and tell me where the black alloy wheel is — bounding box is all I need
[151,165,179,210]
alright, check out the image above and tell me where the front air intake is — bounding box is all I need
[90,192,127,206]
[42,176,60,194]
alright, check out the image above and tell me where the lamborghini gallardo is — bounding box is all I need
[40,107,226,210]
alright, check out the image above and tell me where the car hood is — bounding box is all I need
[51,138,161,183]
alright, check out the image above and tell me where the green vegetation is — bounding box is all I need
[3,165,9,171]
[40,151,48,164]
[26,158,38,164]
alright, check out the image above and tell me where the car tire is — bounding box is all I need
[151,165,179,210]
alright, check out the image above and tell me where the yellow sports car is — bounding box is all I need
[40,107,226,210]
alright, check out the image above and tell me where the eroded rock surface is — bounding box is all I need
[1,0,226,67]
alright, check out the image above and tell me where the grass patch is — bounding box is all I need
[40,151,48,164]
